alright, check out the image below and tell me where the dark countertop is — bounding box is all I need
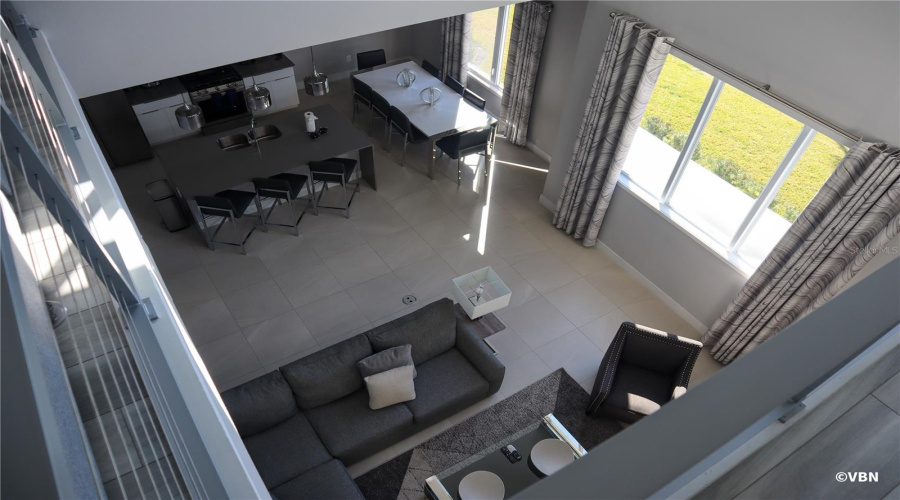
[233,54,295,79]
[124,78,186,106]
[154,104,371,199]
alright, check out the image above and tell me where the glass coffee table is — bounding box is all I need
[425,414,587,499]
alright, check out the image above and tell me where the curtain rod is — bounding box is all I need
[609,11,887,154]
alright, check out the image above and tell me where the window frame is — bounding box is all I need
[620,50,851,272]
[466,4,514,93]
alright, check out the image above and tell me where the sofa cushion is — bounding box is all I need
[367,298,456,364]
[605,362,673,419]
[242,412,332,489]
[404,348,489,426]
[364,364,417,410]
[357,344,416,378]
[269,459,364,500]
[281,335,373,409]
[220,371,298,437]
[305,390,414,463]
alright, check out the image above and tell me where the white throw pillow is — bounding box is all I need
[364,364,416,410]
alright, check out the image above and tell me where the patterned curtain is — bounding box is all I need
[441,14,471,86]
[500,1,552,146]
[553,15,671,246]
[704,144,900,363]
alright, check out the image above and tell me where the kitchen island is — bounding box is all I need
[154,103,376,201]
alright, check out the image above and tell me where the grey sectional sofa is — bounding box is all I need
[220,298,505,499]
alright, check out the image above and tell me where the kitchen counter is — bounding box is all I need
[124,78,186,106]
[233,54,294,79]
[153,104,375,199]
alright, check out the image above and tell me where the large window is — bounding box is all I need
[468,4,515,89]
[621,54,849,272]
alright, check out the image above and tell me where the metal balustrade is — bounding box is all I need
[1,5,267,499]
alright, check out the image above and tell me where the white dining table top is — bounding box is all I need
[353,61,495,139]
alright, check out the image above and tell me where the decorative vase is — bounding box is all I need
[420,86,443,106]
[396,69,417,88]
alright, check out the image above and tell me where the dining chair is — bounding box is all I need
[308,158,360,219]
[422,59,442,80]
[435,127,492,185]
[357,49,386,71]
[252,173,316,236]
[351,78,373,125]
[369,91,391,143]
[444,75,464,96]
[194,190,260,254]
[463,88,487,110]
[387,106,429,167]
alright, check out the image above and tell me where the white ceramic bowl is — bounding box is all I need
[530,438,575,476]
[459,470,505,500]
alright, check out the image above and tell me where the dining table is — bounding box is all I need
[352,60,498,180]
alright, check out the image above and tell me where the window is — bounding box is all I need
[468,4,515,89]
[621,54,848,272]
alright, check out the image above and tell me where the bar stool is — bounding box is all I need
[308,158,359,219]
[252,173,316,236]
[194,190,259,254]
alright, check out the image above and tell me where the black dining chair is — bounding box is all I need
[422,59,442,80]
[463,88,487,110]
[194,190,260,254]
[252,173,316,236]
[308,158,360,219]
[357,49,386,71]
[435,127,492,185]
[351,78,373,125]
[444,75,464,96]
[369,91,391,143]
[387,106,429,167]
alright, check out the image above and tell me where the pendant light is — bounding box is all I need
[304,46,330,96]
[246,75,272,111]
[175,94,204,130]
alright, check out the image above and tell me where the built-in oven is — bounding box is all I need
[180,65,250,134]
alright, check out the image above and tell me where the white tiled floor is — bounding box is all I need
[113,78,723,474]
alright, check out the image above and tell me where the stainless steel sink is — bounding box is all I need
[248,125,282,142]
[216,134,251,150]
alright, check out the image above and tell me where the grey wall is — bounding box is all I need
[526,0,587,155]
[284,27,415,83]
[540,0,900,328]
[410,19,443,69]
[18,0,510,97]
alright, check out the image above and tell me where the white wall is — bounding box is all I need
[17,0,509,97]
[540,1,900,328]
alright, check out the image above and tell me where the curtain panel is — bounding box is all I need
[441,14,472,86]
[500,1,552,146]
[553,15,671,246]
[703,144,900,363]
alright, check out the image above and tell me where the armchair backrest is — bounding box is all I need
[618,323,702,380]
[457,128,492,158]
[389,106,412,135]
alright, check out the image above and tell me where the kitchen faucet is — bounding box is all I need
[249,117,256,136]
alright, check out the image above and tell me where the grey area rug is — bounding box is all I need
[354,369,621,500]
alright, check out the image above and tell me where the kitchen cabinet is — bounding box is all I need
[243,67,299,116]
[133,92,197,145]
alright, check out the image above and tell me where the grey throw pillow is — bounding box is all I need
[357,344,417,378]
[364,365,416,410]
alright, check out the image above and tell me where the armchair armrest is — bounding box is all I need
[455,322,505,395]
[586,328,628,416]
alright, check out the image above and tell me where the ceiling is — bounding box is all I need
[16,1,510,97]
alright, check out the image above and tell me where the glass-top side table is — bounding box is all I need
[425,414,587,500]
[452,266,511,319]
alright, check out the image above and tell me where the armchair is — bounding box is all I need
[586,322,702,423]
